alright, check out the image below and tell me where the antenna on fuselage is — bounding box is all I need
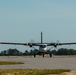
[41,32,43,44]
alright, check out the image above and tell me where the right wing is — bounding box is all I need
[47,42,76,47]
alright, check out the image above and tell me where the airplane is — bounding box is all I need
[0,32,76,57]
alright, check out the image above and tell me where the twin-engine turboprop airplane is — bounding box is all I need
[0,32,76,57]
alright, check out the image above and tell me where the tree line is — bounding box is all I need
[0,48,76,56]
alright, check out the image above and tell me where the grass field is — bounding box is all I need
[0,69,70,75]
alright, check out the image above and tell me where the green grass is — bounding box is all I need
[0,69,70,75]
[0,61,70,75]
[0,61,24,65]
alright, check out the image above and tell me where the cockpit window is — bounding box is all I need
[40,45,47,48]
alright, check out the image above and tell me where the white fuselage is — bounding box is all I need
[39,44,47,52]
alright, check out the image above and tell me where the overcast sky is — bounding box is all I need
[0,0,76,52]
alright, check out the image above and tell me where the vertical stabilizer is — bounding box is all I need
[41,32,43,43]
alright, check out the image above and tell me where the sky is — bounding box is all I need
[0,0,76,52]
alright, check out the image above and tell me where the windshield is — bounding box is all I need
[40,45,47,48]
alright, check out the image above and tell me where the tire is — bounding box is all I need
[50,53,52,57]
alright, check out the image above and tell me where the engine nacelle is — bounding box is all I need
[28,43,32,47]
[54,45,57,47]
[29,45,32,47]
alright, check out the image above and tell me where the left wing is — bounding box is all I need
[0,42,41,46]
[0,42,28,45]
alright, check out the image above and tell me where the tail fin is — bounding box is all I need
[41,32,43,43]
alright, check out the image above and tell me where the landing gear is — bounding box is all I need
[42,53,45,57]
[33,52,52,58]
[42,53,52,58]
[49,53,52,57]
[34,53,36,57]
[42,53,52,57]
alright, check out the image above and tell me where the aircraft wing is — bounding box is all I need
[25,42,76,47]
[0,42,28,45]
[0,42,76,47]
[0,42,41,46]
[47,42,76,47]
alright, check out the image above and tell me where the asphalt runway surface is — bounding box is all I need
[0,56,76,70]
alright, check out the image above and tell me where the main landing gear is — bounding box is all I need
[33,53,52,58]
[34,53,36,57]
[42,53,52,57]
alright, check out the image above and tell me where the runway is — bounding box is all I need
[0,56,76,70]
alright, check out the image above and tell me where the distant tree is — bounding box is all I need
[56,48,76,55]
[23,50,29,55]
[5,48,21,56]
[1,50,7,56]
[51,50,57,55]
[69,49,76,55]
[30,49,34,55]
[34,49,39,54]
[1,48,76,56]
[56,48,68,55]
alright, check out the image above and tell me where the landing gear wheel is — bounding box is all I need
[50,53,52,57]
[34,53,36,57]
[43,53,45,57]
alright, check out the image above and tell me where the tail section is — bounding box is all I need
[41,32,43,43]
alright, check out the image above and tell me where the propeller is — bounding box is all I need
[31,39,35,43]
[28,39,34,47]
[54,40,60,47]
[53,40,60,51]
[56,40,60,45]
[30,40,38,50]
